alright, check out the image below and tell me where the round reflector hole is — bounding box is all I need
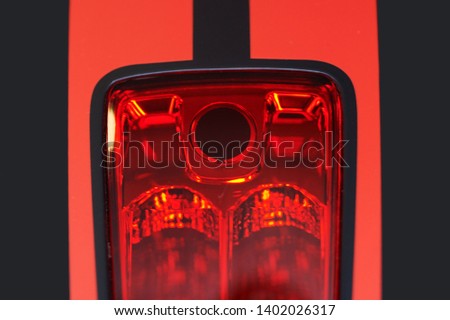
[193,104,251,161]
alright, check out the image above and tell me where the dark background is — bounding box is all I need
[0,0,449,299]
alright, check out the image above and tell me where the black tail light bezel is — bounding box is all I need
[90,59,357,299]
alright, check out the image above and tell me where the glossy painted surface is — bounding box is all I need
[69,0,193,299]
[69,0,380,299]
[249,0,381,299]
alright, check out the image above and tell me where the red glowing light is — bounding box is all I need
[104,69,343,299]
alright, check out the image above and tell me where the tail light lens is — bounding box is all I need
[230,185,323,299]
[125,187,220,299]
[102,69,344,299]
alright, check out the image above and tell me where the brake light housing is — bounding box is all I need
[91,62,356,299]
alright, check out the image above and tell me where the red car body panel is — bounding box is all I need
[68,0,380,299]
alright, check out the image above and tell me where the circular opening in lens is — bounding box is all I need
[193,104,252,161]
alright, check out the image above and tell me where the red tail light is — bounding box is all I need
[98,67,351,299]
[230,185,323,299]
[125,187,220,299]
